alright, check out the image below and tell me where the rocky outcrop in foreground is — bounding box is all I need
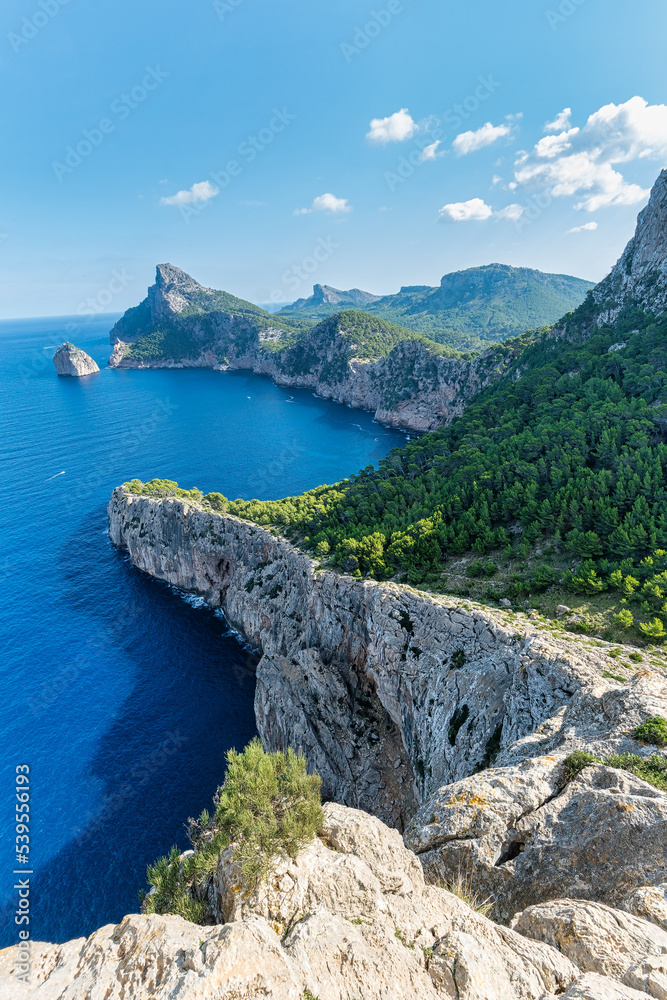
[52,342,99,377]
[108,487,667,919]
[2,802,664,999]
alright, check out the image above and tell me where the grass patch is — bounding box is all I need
[564,749,667,791]
[438,871,493,917]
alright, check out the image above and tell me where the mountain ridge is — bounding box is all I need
[279,262,594,348]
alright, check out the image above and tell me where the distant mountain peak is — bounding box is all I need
[286,284,381,312]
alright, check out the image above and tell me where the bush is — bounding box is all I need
[638,617,667,641]
[564,750,598,779]
[633,716,667,747]
[614,608,634,629]
[564,748,667,792]
[144,739,323,923]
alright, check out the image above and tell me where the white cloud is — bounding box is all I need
[495,203,525,221]
[418,140,444,162]
[544,108,572,133]
[514,96,665,211]
[438,198,525,223]
[366,108,417,144]
[568,221,598,233]
[453,121,512,156]
[439,198,493,222]
[492,174,502,185]
[159,180,219,206]
[294,192,352,215]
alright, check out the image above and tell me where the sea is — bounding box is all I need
[0,314,405,945]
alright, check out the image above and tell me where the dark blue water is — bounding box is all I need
[0,315,405,945]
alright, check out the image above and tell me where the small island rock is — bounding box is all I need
[53,342,100,377]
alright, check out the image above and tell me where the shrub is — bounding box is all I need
[638,618,667,641]
[614,608,634,629]
[204,492,227,512]
[209,738,323,885]
[564,750,598,779]
[144,739,323,923]
[144,846,208,924]
[564,748,667,792]
[633,716,667,747]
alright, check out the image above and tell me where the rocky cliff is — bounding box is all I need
[247,316,522,433]
[593,168,667,324]
[108,487,667,919]
[5,801,665,999]
[109,266,524,432]
[52,342,99,377]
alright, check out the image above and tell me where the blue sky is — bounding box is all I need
[1,0,667,317]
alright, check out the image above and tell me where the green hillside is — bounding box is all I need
[279,264,594,350]
[223,296,667,646]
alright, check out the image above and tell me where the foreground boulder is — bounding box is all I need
[404,669,667,922]
[512,898,667,996]
[52,342,99,377]
[2,803,664,1000]
[405,758,667,925]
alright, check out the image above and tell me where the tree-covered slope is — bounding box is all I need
[279,264,594,350]
[197,169,667,645]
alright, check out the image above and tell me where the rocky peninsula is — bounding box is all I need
[107,264,533,433]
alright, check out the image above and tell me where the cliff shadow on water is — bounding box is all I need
[0,508,259,946]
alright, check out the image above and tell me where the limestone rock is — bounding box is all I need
[108,487,667,920]
[0,803,580,1000]
[407,760,667,923]
[511,897,667,983]
[547,973,655,999]
[52,342,99,377]
[625,884,667,932]
[593,168,667,322]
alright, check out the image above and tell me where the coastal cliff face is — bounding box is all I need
[245,323,516,433]
[108,487,667,919]
[108,265,524,433]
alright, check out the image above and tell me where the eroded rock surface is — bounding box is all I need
[405,672,667,921]
[593,168,667,322]
[52,342,99,377]
[511,898,667,990]
[0,803,579,1000]
[4,803,662,1000]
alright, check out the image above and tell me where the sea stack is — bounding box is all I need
[52,342,100,377]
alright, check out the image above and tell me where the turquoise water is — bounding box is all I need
[0,315,405,944]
